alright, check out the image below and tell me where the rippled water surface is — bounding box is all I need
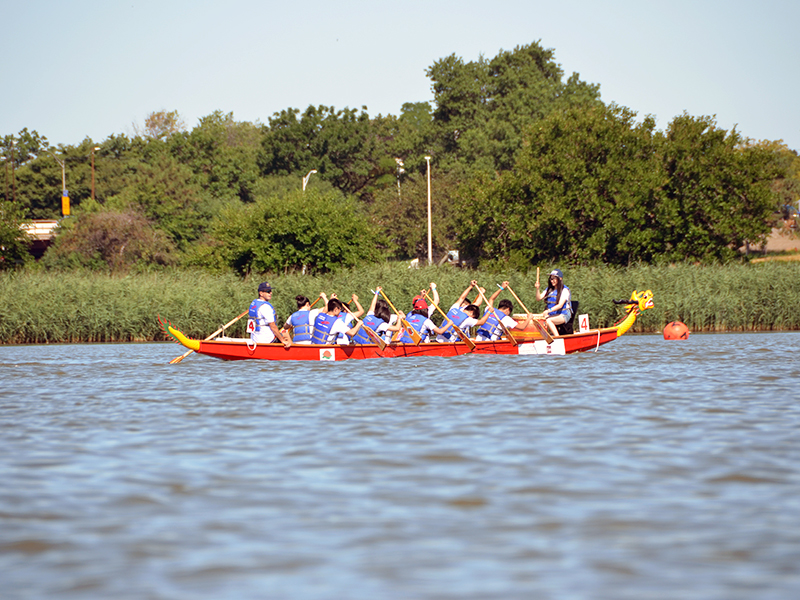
[1,333,799,599]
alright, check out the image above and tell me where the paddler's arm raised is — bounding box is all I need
[429,282,440,308]
[350,294,365,319]
[454,281,475,307]
[367,287,381,315]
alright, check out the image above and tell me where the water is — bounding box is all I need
[1,333,799,599]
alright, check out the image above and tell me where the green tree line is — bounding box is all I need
[2,41,798,274]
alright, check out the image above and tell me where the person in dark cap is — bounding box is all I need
[247,282,291,348]
[535,269,572,337]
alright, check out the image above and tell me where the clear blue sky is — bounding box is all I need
[3,0,798,151]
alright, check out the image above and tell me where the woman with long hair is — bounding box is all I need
[535,269,572,337]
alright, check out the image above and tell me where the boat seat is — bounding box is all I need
[556,301,579,335]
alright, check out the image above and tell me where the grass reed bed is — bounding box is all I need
[1,262,799,344]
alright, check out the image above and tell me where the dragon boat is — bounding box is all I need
[162,290,653,362]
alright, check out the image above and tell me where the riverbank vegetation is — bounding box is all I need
[3,41,799,275]
[2,262,799,344]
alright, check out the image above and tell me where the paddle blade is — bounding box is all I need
[532,319,554,344]
[169,350,193,364]
[447,320,475,350]
[498,321,519,346]
[401,319,423,345]
[364,326,387,350]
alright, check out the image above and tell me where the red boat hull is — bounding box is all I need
[164,289,656,362]
[188,327,619,361]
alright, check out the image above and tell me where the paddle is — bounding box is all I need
[343,304,387,350]
[422,291,476,350]
[169,310,247,364]
[378,289,422,345]
[502,283,553,344]
[474,285,518,346]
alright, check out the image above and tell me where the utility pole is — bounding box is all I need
[425,156,432,265]
[91,147,100,201]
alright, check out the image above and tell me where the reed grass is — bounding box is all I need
[2,262,799,344]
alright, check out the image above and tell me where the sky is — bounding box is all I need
[3,0,799,152]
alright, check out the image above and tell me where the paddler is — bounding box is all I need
[332,293,364,344]
[351,287,403,345]
[310,298,363,345]
[475,281,532,341]
[435,280,490,342]
[248,282,292,348]
[283,293,326,344]
[397,283,450,343]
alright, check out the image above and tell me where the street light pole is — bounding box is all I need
[1,157,7,203]
[10,140,16,204]
[302,169,317,192]
[91,147,100,201]
[48,150,69,217]
[425,156,432,265]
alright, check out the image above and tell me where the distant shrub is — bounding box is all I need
[42,209,176,272]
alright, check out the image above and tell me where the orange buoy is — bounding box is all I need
[663,321,690,340]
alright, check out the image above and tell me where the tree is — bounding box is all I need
[748,140,800,220]
[42,209,175,271]
[0,198,31,269]
[105,153,214,248]
[202,189,380,275]
[426,41,602,173]
[456,104,662,267]
[456,107,780,267]
[259,105,391,199]
[657,114,779,260]
[168,111,263,204]
[133,110,187,140]
[367,169,463,260]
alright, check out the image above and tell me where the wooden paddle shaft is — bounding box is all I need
[503,284,552,342]
[342,304,386,350]
[504,285,532,316]
[423,290,475,349]
[169,310,248,363]
[474,286,518,345]
[379,289,422,344]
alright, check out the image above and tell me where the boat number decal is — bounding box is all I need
[319,349,336,361]
[578,314,590,333]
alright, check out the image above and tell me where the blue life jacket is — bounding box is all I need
[439,306,469,341]
[248,299,272,333]
[399,313,429,343]
[476,308,504,340]
[311,312,336,345]
[287,310,313,342]
[545,286,572,318]
[352,314,384,345]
